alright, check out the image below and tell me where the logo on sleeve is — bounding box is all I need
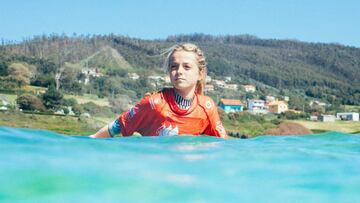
[126,106,139,121]
[205,100,212,109]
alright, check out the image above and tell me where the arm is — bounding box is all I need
[90,119,121,138]
[90,95,151,138]
[90,125,111,138]
[202,100,228,139]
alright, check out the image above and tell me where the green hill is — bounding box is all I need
[83,45,132,71]
[1,33,359,105]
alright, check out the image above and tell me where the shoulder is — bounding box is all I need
[197,94,217,113]
[141,89,167,110]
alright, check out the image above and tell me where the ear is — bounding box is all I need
[198,68,204,81]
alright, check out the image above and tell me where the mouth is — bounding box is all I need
[175,78,185,81]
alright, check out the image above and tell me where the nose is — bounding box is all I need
[176,65,184,75]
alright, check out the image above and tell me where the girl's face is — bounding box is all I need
[169,50,203,94]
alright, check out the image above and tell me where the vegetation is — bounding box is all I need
[291,120,360,134]
[220,111,278,137]
[0,111,98,135]
[1,33,359,104]
[1,33,360,136]
[16,94,45,111]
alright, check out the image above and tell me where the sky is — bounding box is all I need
[0,0,359,47]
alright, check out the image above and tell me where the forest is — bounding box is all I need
[1,33,359,107]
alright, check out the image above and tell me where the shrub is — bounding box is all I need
[81,102,114,117]
[16,94,45,111]
[42,85,63,110]
[278,112,309,120]
[62,98,78,107]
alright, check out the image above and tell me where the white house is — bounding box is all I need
[81,68,102,85]
[243,85,256,92]
[212,79,226,88]
[224,76,232,82]
[128,72,139,80]
[319,115,336,122]
[206,76,212,84]
[147,75,164,81]
[309,100,326,107]
[247,99,267,114]
[336,112,359,121]
[205,84,215,92]
[223,84,238,90]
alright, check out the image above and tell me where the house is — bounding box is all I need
[81,68,102,77]
[128,72,139,80]
[247,99,267,114]
[212,79,226,88]
[309,112,321,121]
[81,68,102,85]
[206,76,212,84]
[148,75,166,87]
[268,100,288,114]
[309,100,327,112]
[266,95,276,103]
[219,99,243,113]
[319,115,336,122]
[336,112,359,121]
[243,85,256,92]
[205,84,215,92]
[310,115,318,121]
[223,84,238,90]
[224,76,232,82]
[147,75,164,81]
[310,100,326,107]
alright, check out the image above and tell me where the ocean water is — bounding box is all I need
[0,127,359,203]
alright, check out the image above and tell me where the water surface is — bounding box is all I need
[1,127,359,203]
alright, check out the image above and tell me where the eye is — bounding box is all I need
[184,65,191,70]
[170,64,178,70]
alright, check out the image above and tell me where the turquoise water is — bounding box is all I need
[0,127,360,203]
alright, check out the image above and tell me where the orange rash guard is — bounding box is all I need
[118,88,227,138]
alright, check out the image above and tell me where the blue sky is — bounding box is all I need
[1,0,359,47]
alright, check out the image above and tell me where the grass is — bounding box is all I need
[223,120,276,137]
[343,105,360,112]
[0,93,17,105]
[291,120,360,134]
[92,116,114,124]
[0,111,100,135]
[221,113,277,137]
[64,94,110,107]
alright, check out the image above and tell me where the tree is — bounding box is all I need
[108,94,131,113]
[16,94,45,111]
[42,85,63,110]
[7,63,32,87]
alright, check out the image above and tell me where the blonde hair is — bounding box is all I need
[164,43,207,95]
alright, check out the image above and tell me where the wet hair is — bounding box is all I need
[164,43,207,95]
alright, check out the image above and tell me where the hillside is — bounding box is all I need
[1,33,359,105]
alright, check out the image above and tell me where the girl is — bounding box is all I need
[90,43,227,139]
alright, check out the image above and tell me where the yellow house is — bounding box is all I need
[268,100,288,114]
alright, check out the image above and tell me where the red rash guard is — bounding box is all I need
[118,88,227,138]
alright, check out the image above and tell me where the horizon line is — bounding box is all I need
[1,32,358,49]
